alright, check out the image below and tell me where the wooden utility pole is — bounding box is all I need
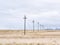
[38,22,39,31]
[32,20,35,32]
[40,24,41,30]
[24,15,27,35]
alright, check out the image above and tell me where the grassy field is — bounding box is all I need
[0,43,57,45]
[0,30,60,38]
[0,30,60,45]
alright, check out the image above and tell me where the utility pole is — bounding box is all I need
[41,25,44,30]
[40,24,41,30]
[32,20,35,32]
[24,15,27,35]
[38,22,39,31]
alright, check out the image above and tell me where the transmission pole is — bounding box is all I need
[24,15,27,35]
[32,20,35,32]
[40,24,41,30]
[38,22,39,31]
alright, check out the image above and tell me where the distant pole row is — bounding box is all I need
[23,15,60,35]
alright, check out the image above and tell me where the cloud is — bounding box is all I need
[0,0,60,29]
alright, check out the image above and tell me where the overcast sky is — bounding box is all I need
[0,0,60,30]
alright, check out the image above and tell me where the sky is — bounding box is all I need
[0,0,60,30]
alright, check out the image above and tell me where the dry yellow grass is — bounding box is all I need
[0,30,60,45]
[0,43,57,45]
[0,30,60,38]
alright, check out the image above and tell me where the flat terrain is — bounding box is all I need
[0,30,60,45]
